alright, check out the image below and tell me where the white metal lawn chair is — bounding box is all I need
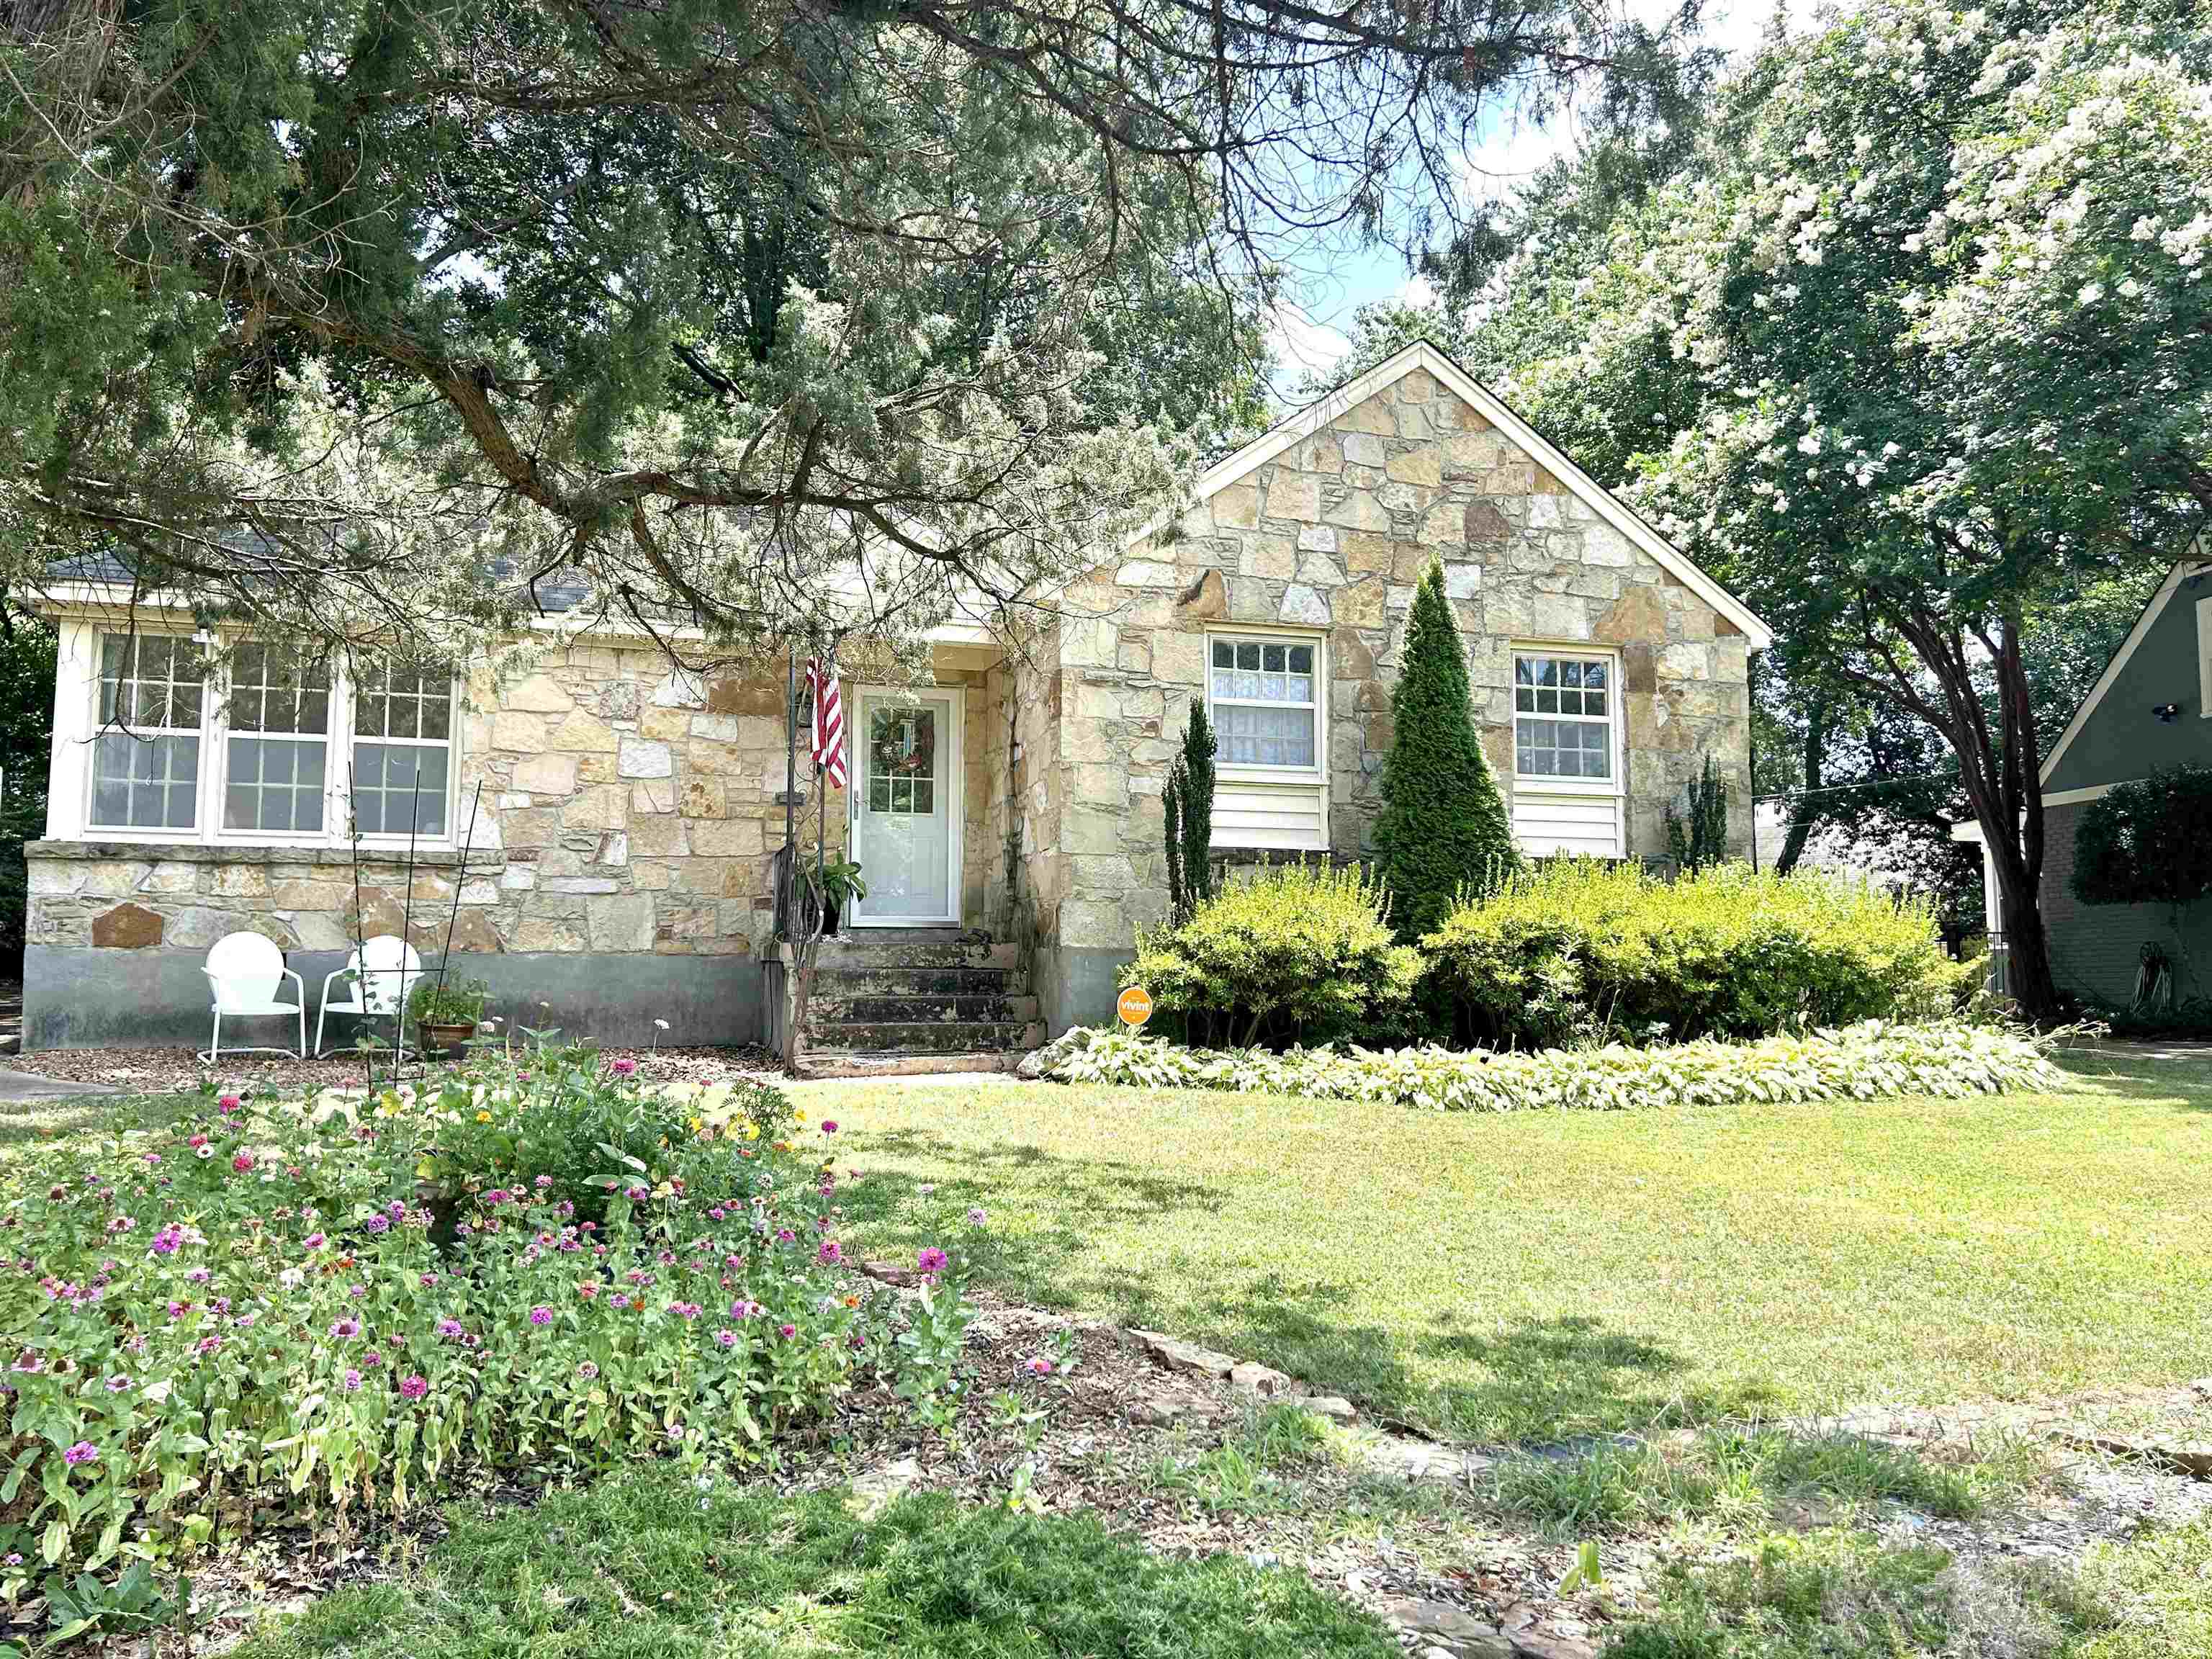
[315,935,424,1058]
[199,931,307,1063]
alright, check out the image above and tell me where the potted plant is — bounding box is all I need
[409,977,489,1058]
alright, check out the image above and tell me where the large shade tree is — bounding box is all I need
[1332,0,2212,1018]
[0,0,1704,672]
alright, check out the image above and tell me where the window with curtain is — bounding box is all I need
[1514,654,1614,781]
[224,643,330,833]
[1208,636,1318,768]
[351,660,454,836]
[90,634,204,830]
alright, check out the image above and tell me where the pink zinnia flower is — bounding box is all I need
[366,1215,390,1233]
[778,1323,796,1339]
[1027,1357,1053,1376]
[528,1306,553,1326]
[217,1094,241,1112]
[611,1058,637,1078]
[304,1233,325,1249]
[820,1120,837,1135]
[966,1208,988,1226]
[343,1370,363,1392]
[63,1442,96,1467]
[399,1374,428,1400]
[231,1153,254,1172]
[104,1375,131,1393]
[577,1361,598,1380]
[435,1318,464,1340]
[329,1318,361,1340]
[817,1241,842,1265]
[714,1328,737,1349]
[917,1247,949,1275]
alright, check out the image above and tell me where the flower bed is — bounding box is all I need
[0,1049,972,1575]
[1046,1020,2064,1111]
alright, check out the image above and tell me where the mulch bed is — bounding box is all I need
[4,1043,783,1098]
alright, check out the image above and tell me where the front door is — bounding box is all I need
[848,686,961,926]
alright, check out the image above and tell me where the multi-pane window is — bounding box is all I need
[223,644,330,833]
[866,706,938,815]
[1514,655,1614,781]
[351,661,454,836]
[91,634,204,830]
[1209,637,1318,768]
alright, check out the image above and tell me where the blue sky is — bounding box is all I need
[1265,0,1825,398]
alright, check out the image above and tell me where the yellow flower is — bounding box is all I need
[475,1110,492,1123]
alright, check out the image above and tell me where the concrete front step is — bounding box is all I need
[811,932,1019,971]
[814,964,1015,996]
[798,1050,1030,1080]
[804,1019,1045,1055]
[809,993,1038,1025]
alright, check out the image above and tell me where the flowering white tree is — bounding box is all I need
[1341,0,2212,1016]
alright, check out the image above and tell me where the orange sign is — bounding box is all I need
[1116,986,1154,1028]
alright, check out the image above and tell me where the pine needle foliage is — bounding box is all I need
[1372,559,1518,938]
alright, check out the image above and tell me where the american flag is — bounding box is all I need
[806,657,845,788]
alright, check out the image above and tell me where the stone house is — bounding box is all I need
[23,342,1769,1059]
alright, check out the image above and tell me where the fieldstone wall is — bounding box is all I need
[24,642,1022,976]
[1045,366,1753,956]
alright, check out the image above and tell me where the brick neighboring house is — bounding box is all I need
[24,341,1771,1058]
[1955,544,2212,1006]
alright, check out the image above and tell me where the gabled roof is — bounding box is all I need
[2037,540,2211,791]
[1161,340,1774,649]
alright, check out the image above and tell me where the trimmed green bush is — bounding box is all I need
[1046,1020,2062,1112]
[1125,862,1421,1048]
[1421,859,1969,1048]
[1372,558,1517,938]
[2072,763,2212,909]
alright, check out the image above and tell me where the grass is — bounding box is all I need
[817,1048,2212,1444]
[1599,1518,2212,1658]
[1485,1426,2045,1536]
[230,1471,1397,1659]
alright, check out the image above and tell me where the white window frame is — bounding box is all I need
[85,629,210,836]
[216,640,336,844]
[50,617,462,851]
[1510,644,1624,799]
[1205,626,1327,781]
[346,659,462,847]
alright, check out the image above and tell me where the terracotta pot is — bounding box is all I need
[421,1021,476,1058]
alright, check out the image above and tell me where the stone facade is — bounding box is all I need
[1022,361,1755,988]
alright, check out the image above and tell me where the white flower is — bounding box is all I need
[2077,282,2104,305]
[1797,433,1822,456]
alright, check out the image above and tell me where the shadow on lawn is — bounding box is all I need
[0,1092,173,1156]
[2049,1051,2212,1110]
[842,1135,1761,1444]
[839,1128,1216,1320]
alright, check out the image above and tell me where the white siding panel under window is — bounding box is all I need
[1213,778,1328,850]
[1511,791,1623,858]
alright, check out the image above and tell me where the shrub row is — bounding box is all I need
[1126,858,1972,1050]
[0,1050,975,1575]
[1047,1020,2063,1112]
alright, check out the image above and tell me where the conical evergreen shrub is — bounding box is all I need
[1372,558,1519,938]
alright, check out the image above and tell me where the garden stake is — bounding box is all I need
[433,781,485,1003]
[395,773,423,1084]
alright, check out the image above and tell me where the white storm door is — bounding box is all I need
[849,687,961,925]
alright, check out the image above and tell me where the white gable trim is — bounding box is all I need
[1149,340,1774,649]
[2037,542,2209,790]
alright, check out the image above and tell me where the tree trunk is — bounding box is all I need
[1887,594,2060,1020]
[1773,698,1827,876]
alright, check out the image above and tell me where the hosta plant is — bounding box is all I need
[1048,1020,2063,1113]
[0,1048,973,1579]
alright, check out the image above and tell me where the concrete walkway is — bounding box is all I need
[0,1069,115,1103]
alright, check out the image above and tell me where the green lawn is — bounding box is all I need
[821,1049,2212,1444]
